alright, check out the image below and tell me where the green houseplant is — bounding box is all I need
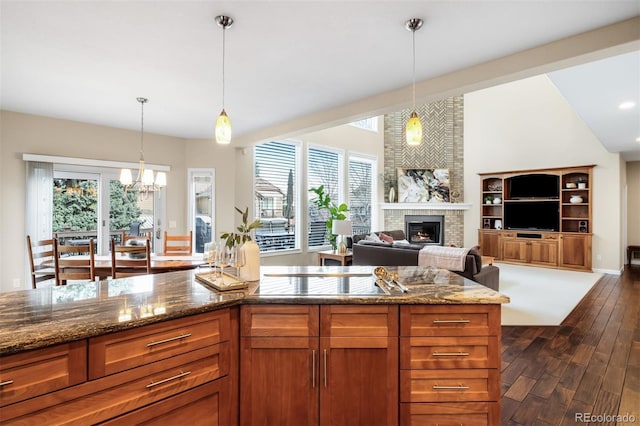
[220,207,261,248]
[309,185,348,251]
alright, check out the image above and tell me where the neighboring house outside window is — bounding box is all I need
[348,154,376,236]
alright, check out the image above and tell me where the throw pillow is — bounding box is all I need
[365,232,383,243]
[379,232,394,243]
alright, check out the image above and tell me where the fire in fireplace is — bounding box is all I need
[405,215,444,246]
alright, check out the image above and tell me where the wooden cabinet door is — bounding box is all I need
[559,234,592,270]
[319,337,398,426]
[502,239,527,262]
[529,240,558,266]
[319,305,399,426]
[240,336,319,426]
[478,230,501,258]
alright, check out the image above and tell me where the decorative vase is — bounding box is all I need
[578,182,586,189]
[239,240,260,282]
[388,187,395,203]
[493,197,501,204]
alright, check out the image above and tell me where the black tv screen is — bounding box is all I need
[504,201,560,231]
[507,174,559,199]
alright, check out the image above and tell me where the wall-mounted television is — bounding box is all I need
[507,174,559,199]
[504,201,560,231]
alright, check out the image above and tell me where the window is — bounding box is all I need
[307,146,344,248]
[254,141,299,253]
[349,117,379,132]
[188,169,215,254]
[348,154,377,235]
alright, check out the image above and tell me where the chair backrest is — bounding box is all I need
[111,238,151,278]
[26,235,55,289]
[163,230,193,255]
[53,238,95,285]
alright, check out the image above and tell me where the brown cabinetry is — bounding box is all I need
[478,165,593,271]
[399,304,501,425]
[240,304,398,426]
[1,309,234,424]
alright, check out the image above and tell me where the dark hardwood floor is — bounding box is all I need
[500,265,639,425]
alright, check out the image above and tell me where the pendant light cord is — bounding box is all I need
[221,26,226,109]
[139,98,145,162]
[412,28,416,110]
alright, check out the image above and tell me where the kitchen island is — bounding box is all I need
[0,265,508,425]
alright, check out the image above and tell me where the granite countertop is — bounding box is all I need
[0,265,508,356]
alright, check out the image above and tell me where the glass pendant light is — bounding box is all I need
[405,18,423,146]
[215,15,234,145]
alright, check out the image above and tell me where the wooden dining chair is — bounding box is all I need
[53,238,96,286]
[26,235,56,289]
[122,233,151,245]
[110,238,151,278]
[163,230,193,255]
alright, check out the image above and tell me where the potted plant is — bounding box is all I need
[484,195,493,204]
[309,185,348,251]
[577,176,587,189]
[220,207,262,281]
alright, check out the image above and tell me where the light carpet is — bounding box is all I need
[497,263,603,326]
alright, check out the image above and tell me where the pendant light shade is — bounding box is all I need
[215,109,231,144]
[215,15,234,145]
[405,18,423,146]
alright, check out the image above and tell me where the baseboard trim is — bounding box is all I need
[593,267,622,276]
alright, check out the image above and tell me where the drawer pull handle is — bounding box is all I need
[432,320,470,324]
[0,380,14,387]
[146,371,191,389]
[323,349,328,388]
[432,385,470,390]
[432,352,470,357]
[146,333,192,347]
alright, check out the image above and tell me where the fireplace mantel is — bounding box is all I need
[380,203,471,211]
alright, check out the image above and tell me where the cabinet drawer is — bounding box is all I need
[100,378,230,426]
[321,305,398,337]
[241,305,319,337]
[400,369,499,402]
[400,305,500,337]
[400,337,499,369]
[0,340,86,407]
[400,402,499,426]
[89,310,230,379]
[3,343,228,425]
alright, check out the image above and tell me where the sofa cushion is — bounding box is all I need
[357,240,391,247]
[379,232,394,243]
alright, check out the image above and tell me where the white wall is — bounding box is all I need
[464,75,622,273]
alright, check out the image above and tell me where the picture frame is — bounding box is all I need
[397,168,450,203]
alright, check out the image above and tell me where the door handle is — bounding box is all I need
[323,349,327,388]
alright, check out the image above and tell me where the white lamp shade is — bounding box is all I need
[406,111,422,146]
[215,109,232,144]
[155,171,167,187]
[332,220,352,236]
[142,169,155,185]
[119,168,133,186]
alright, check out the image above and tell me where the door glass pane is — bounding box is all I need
[109,180,154,250]
[53,177,99,246]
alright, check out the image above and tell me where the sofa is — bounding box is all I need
[351,230,500,291]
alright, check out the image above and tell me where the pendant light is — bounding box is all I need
[215,15,234,144]
[405,18,423,146]
[119,97,166,199]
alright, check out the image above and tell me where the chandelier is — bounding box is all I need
[119,97,166,198]
[214,15,234,144]
[405,18,424,146]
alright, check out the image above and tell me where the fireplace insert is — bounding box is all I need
[404,215,444,246]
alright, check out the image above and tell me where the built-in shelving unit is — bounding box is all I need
[478,165,594,271]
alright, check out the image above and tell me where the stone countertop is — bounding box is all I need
[0,266,508,356]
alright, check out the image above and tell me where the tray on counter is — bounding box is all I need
[195,270,248,292]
